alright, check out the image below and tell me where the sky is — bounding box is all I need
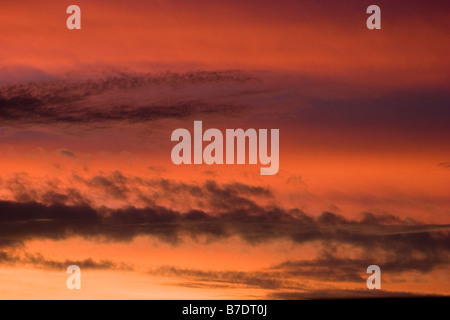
[0,0,449,299]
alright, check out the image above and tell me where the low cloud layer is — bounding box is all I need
[0,199,448,275]
[1,173,449,295]
[0,199,448,246]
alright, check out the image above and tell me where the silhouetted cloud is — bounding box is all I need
[0,71,253,124]
[0,200,448,257]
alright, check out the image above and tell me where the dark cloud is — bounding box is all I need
[24,254,132,271]
[4,174,39,203]
[273,251,450,283]
[0,70,253,124]
[1,171,275,212]
[37,188,90,207]
[0,200,448,257]
[84,175,130,201]
[70,173,274,211]
[0,240,23,249]
[0,251,14,263]
[0,97,241,124]
[273,256,367,283]
[194,180,273,212]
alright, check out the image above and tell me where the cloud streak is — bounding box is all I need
[0,250,131,271]
[0,70,254,125]
[0,199,448,256]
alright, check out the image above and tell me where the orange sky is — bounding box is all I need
[1,0,449,85]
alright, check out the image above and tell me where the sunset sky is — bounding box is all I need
[0,0,449,299]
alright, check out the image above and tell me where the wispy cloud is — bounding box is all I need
[268,289,443,299]
[438,162,450,169]
[0,70,254,125]
[0,250,131,271]
[57,149,76,159]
